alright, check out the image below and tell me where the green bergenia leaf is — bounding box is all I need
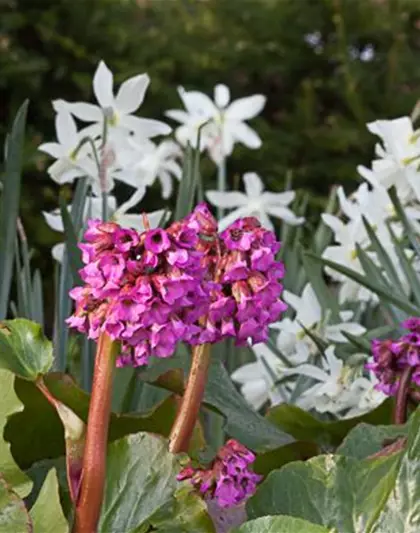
[29,468,68,533]
[248,407,420,532]
[233,515,333,533]
[0,475,32,533]
[0,319,53,380]
[98,432,214,533]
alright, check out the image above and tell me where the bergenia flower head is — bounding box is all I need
[366,317,420,395]
[177,439,262,508]
[66,206,216,367]
[67,203,286,365]
[195,216,287,346]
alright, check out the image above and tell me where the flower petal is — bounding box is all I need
[265,205,305,225]
[263,190,295,206]
[117,209,168,232]
[158,170,173,199]
[53,101,102,122]
[122,116,171,137]
[43,209,65,232]
[214,84,230,108]
[226,94,266,120]
[178,87,217,117]
[241,380,269,410]
[217,206,250,231]
[115,73,150,114]
[165,109,190,124]
[231,362,262,384]
[231,121,262,149]
[206,190,247,208]
[93,60,114,108]
[282,364,328,382]
[243,172,264,198]
[56,111,78,148]
[52,243,65,263]
[163,160,182,180]
[38,142,64,159]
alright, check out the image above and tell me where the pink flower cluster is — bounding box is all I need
[67,209,214,367]
[206,217,287,346]
[67,203,286,366]
[367,317,420,395]
[177,439,262,508]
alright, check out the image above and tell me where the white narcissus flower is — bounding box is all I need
[357,116,420,205]
[38,111,92,185]
[231,343,290,410]
[271,284,365,363]
[321,214,378,303]
[54,61,170,141]
[283,346,359,415]
[116,139,183,199]
[344,370,387,418]
[166,84,266,163]
[206,172,304,231]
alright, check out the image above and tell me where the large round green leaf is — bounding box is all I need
[0,320,53,380]
[232,516,333,533]
[0,475,31,532]
[248,408,420,533]
[98,432,214,533]
[0,370,32,497]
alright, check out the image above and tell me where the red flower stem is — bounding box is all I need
[169,343,211,454]
[368,437,407,460]
[73,333,118,533]
[394,366,414,425]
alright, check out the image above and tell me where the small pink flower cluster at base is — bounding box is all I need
[367,317,420,395]
[66,203,286,367]
[177,439,262,508]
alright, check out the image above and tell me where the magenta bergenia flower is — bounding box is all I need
[67,206,215,367]
[193,216,287,346]
[67,203,286,366]
[367,317,420,395]
[177,439,262,508]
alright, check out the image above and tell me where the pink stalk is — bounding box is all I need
[169,343,211,454]
[73,333,118,533]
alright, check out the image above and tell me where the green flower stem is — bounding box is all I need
[73,333,118,533]
[169,343,211,454]
[394,366,414,425]
[217,155,226,220]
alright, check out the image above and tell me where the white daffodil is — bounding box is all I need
[206,172,304,230]
[116,139,182,199]
[271,284,365,363]
[38,111,94,185]
[283,346,359,415]
[54,61,170,141]
[166,84,266,163]
[231,343,290,410]
[38,110,118,194]
[321,215,377,303]
[344,370,387,418]
[357,116,420,204]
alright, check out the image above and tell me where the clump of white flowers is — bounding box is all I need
[41,58,419,423]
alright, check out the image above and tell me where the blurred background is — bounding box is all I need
[1,0,420,284]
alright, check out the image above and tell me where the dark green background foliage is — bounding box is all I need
[1,0,420,265]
